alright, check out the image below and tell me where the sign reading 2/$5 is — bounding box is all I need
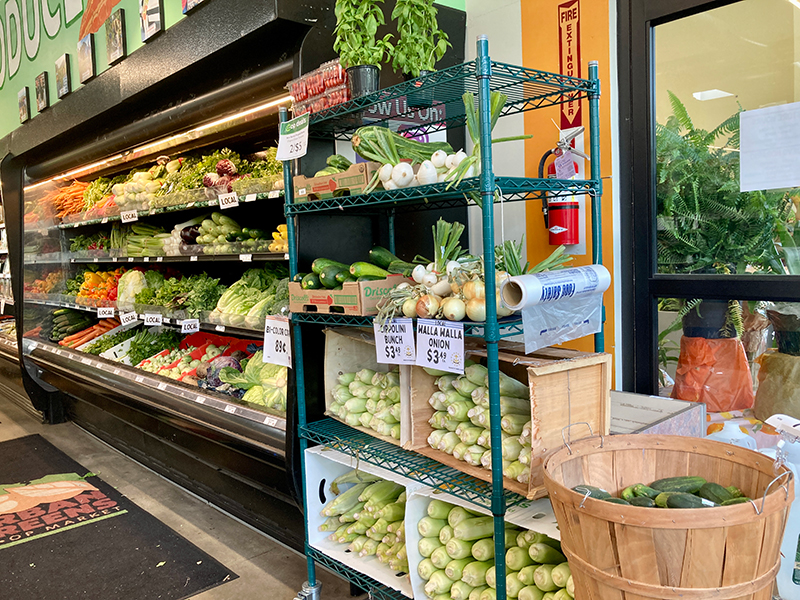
[0,0,83,85]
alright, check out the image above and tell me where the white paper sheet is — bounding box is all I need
[740,101,800,192]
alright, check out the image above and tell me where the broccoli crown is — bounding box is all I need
[265,278,290,315]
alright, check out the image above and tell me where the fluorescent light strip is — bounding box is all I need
[24,94,292,192]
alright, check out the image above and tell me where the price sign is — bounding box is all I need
[244,194,257,203]
[215,325,225,332]
[224,404,237,414]
[276,113,310,161]
[81,357,92,365]
[263,315,292,368]
[218,192,239,210]
[263,415,278,427]
[97,307,115,318]
[119,311,138,326]
[373,318,416,365]
[135,376,144,383]
[190,255,198,262]
[157,382,167,391]
[120,210,138,223]
[156,256,163,262]
[239,254,252,263]
[93,258,98,263]
[415,319,465,374]
[128,257,134,262]
[181,319,200,334]
[268,190,281,199]
[144,313,163,326]
[143,257,150,262]
[101,217,108,224]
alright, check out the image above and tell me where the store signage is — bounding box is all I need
[373,318,416,365]
[119,311,138,326]
[415,319,465,374]
[558,0,582,129]
[262,316,292,368]
[276,113,310,161]
[97,307,114,318]
[120,210,138,223]
[218,192,239,209]
[143,313,162,326]
[181,319,199,334]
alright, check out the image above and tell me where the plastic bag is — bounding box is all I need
[671,336,754,412]
[754,350,800,421]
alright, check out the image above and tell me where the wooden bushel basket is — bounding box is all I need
[542,429,794,600]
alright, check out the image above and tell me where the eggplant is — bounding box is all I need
[180,224,201,244]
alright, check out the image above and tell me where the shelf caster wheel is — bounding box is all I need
[294,581,321,600]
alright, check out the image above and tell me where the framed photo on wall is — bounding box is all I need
[77,34,95,83]
[182,0,206,14]
[55,54,71,98]
[106,9,126,65]
[18,88,30,123]
[139,0,163,42]
[35,72,49,112]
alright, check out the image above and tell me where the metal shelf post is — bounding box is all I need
[588,60,604,353]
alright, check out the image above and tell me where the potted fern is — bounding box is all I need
[390,0,450,107]
[333,0,394,98]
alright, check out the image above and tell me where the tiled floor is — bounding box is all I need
[0,394,356,599]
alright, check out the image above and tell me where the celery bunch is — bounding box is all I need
[328,368,402,440]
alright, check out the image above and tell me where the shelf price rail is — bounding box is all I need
[284,38,603,600]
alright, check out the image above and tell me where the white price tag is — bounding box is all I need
[262,315,292,368]
[81,357,92,365]
[119,311,138,326]
[276,113,310,161]
[415,319,465,374]
[215,325,225,332]
[190,255,198,262]
[157,382,167,390]
[268,190,281,199]
[218,192,239,210]
[93,258,98,263]
[143,257,150,262]
[120,210,138,223]
[240,254,252,262]
[128,257,134,262]
[156,256,163,262]
[97,307,115,318]
[181,319,200,334]
[263,416,278,427]
[373,318,416,365]
[244,194,257,203]
[135,376,144,383]
[224,404,237,414]
[113,369,120,375]
[101,217,108,224]
[196,395,206,404]
[208,199,218,206]
[144,313,163,326]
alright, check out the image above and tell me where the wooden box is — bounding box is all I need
[324,328,411,447]
[289,275,414,316]
[409,341,611,499]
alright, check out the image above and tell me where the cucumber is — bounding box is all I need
[571,485,611,500]
[654,492,678,508]
[621,485,637,502]
[698,482,734,505]
[350,262,389,279]
[368,246,401,269]
[666,493,714,509]
[629,496,656,508]
[301,273,322,290]
[327,154,353,171]
[602,497,630,505]
[721,497,752,506]
[726,485,744,499]
[650,476,706,494]
[292,273,307,283]
[320,265,346,289]
[633,484,661,499]
[312,258,349,275]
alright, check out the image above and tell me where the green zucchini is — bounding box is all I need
[726,485,744,499]
[633,484,661,499]
[621,485,637,502]
[654,492,678,508]
[357,275,384,282]
[666,493,714,509]
[368,246,401,269]
[320,265,346,289]
[350,262,389,279]
[698,482,734,505]
[602,497,630,505]
[311,258,349,275]
[301,273,322,290]
[650,476,706,494]
[387,259,416,276]
[314,166,340,177]
[292,273,307,283]
[327,154,353,171]
[335,269,353,283]
[721,497,752,506]
[629,496,656,508]
[571,485,611,500]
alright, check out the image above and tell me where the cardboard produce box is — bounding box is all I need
[289,275,414,316]
[410,341,611,500]
[293,161,382,202]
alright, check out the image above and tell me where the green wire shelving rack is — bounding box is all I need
[282,36,603,600]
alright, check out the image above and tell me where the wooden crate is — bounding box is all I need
[323,328,411,447]
[543,434,793,600]
[409,341,611,499]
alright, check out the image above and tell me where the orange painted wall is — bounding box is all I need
[520,0,616,371]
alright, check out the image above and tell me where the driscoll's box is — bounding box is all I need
[288,275,414,316]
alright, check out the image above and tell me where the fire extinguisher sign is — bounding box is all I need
[558,0,581,130]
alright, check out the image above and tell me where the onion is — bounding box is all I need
[421,271,438,287]
[402,297,418,318]
[497,296,513,318]
[437,172,447,183]
[442,297,466,321]
[445,153,458,170]
[450,279,462,295]
[462,279,485,301]
[383,179,398,191]
[392,163,415,187]
[379,163,394,182]
[431,150,448,168]
[454,150,468,166]
[396,282,412,291]
[466,298,486,322]
[412,265,428,284]
[416,295,440,319]
[430,277,453,297]
[416,160,438,185]
[446,260,460,275]
[427,262,436,272]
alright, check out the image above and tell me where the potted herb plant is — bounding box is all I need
[333,0,394,98]
[390,0,450,107]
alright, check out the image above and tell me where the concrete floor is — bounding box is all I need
[0,394,357,600]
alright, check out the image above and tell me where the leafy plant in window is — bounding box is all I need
[390,0,451,78]
[333,0,394,69]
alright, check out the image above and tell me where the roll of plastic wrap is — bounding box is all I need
[500,265,611,310]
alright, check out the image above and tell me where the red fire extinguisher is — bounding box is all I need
[539,127,587,246]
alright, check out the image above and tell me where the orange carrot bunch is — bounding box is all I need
[58,317,120,348]
[41,181,90,219]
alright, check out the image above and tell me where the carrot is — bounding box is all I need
[61,325,98,344]
[68,331,100,348]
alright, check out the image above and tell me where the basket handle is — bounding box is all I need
[561,422,604,455]
[749,469,792,515]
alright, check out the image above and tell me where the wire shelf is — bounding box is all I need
[291,313,524,338]
[306,546,409,600]
[301,418,525,508]
[286,176,599,215]
[309,61,599,139]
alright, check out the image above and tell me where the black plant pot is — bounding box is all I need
[767,309,800,356]
[347,65,379,99]
[404,70,434,108]
[682,299,731,339]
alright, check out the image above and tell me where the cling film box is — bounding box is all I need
[293,161,381,202]
[288,275,414,316]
